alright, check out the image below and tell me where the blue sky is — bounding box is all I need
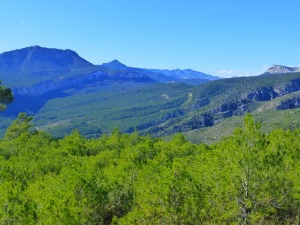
[0,0,300,77]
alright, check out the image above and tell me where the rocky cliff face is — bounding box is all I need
[264,65,300,75]
[276,97,300,110]
[183,78,300,130]
[237,78,300,102]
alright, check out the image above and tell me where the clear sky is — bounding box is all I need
[0,0,300,77]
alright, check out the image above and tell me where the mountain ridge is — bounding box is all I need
[100,59,128,70]
[0,46,218,87]
[264,64,300,75]
[146,68,219,80]
[0,45,94,72]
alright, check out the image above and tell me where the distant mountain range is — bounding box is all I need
[1,46,300,141]
[100,58,218,85]
[0,46,218,87]
[146,68,218,80]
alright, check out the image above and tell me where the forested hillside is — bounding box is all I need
[0,113,299,224]
[0,81,13,111]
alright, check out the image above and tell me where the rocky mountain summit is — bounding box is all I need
[0,46,93,72]
[100,59,128,70]
[264,64,300,74]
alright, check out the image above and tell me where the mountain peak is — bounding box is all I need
[111,59,122,64]
[29,45,41,49]
[0,46,93,72]
[101,60,128,70]
[264,64,300,75]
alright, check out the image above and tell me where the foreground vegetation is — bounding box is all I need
[0,113,299,224]
[0,81,13,111]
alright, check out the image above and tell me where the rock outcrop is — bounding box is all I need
[209,78,300,125]
[276,96,300,110]
[264,65,300,75]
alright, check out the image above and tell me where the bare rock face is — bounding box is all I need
[277,97,300,110]
[264,65,300,75]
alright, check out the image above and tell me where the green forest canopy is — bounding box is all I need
[0,80,13,111]
[0,113,299,224]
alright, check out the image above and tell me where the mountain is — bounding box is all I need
[0,45,216,88]
[143,68,219,86]
[147,68,219,80]
[0,45,93,72]
[100,60,219,81]
[28,71,300,140]
[100,59,128,70]
[0,46,98,88]
[100,60,219,85]
[0,46,157,93]
[4,69,300,141]
[264,64,300,75]
[2,46,300,142]
[0,46,157,122]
